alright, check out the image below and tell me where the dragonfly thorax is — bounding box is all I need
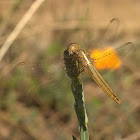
[67,43,80,55]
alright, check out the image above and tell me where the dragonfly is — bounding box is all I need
[18,18,134,104]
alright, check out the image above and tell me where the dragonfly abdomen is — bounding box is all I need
[87,64,121,104]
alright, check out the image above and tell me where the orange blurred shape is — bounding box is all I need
[90,47,121,70]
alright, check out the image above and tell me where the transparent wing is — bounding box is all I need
[17,59,70,91]
[88,18,120,54]
[16,59,72,105]
[90,42,134,71]
[17,60,64,77]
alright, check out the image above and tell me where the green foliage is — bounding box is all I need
[12,0,23,12]
[88,98,103,115]
[47,41,65,57]
[80,127,89,140]
[0,91,17,110]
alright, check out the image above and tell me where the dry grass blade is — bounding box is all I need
[0,0,45,62]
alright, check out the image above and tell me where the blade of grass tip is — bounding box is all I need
[0,0,45,63]
[72,135,77,140]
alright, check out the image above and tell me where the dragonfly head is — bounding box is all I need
[67,43,80,55]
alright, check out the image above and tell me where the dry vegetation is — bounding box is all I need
[0,0,140,140]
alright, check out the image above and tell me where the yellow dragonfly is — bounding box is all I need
[18,18,134,104]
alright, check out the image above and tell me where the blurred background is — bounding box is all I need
[0,0,140,140]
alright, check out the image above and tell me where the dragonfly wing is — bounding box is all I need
[88,18,120,54]
[17,60,68,91]
[17,60,63,76]
[90,42,134,71]
[16,59,72,105]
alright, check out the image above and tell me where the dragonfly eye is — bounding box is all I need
[67,43,80,55]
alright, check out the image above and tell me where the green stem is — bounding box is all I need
[72,76,89,140]
[64,50,89,140]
